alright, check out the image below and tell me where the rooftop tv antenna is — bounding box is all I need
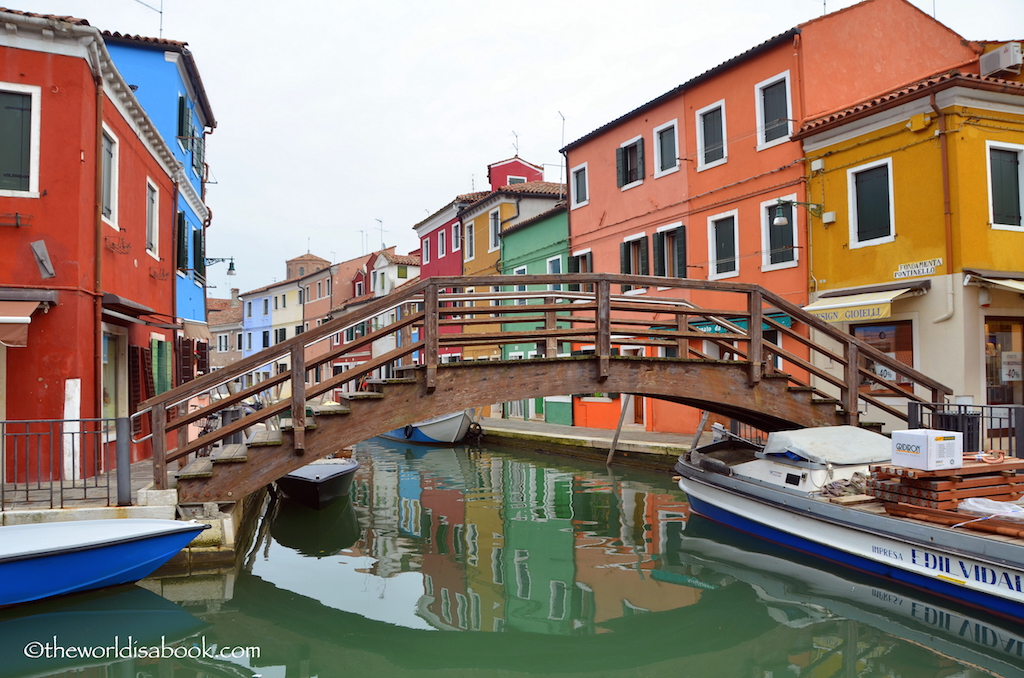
[133,0,164,38]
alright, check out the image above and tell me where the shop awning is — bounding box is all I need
[0,301,41,348]
[182,320,214,342]
[977,277,1024,294]
[690,313,794,334]
[803,288,918,323]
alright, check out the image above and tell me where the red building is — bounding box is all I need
[1,10,182,473]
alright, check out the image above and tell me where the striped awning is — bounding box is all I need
[978,277,1024,294]
[803,288,916,324]
[0,301,40,348]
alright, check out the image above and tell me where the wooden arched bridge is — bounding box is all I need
[136,274,951,504]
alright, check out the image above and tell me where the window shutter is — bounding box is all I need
[176,212,188,273]
[636,138,645,181]
[855,165,891,242]
[674,226,687,278]
[762,80,789,143]
[0,91,31,192]
[616,147,626,187]
[768,204,795,264]
[176,337,195,386]
[129,346,143,435]
[193,228,206,282]
[703,108,724,164]
[659,126,676,172]
[177,95,188,139]
[568,254,579,292]
[192,135,205,179]
[619,242,631,292]
[652,232,666,277]
[991,149,1021,226]
[638,236,649,276]
[101,134,114,217]
[196,342,210,374]
[715,217,736,274]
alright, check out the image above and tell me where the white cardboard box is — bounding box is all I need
[891,429,963,471]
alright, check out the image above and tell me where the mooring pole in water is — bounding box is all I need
[688,411,711,464]
[606,394,633,466]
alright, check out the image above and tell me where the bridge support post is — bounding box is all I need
[152,404,167,490]
[290,344,306,452]
[597,280,610,381]
[844,343,860,426]
[748,290,763,387]
[424,284,438,392]
[543,296,557,357]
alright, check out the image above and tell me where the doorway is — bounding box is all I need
[985,318,1023,406]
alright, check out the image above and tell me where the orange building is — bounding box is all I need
[561,0,983,434]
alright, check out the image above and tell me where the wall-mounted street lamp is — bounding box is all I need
[772,198,823,227]
[205,257,236,275]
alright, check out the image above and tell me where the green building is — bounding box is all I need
[499,204,572,425]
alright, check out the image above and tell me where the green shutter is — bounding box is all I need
[715,217,736,274]
[0,91,31,192]
[192,134,204,179]
[176,212,188,272]
[768,203,795,264]
[177,95,188,139]
[638,235,649,276]
[674,226,687,278]
[854,165,891,242]
[619,242,631,291]
[659,126,676,172]
[703,108,724,163]
[193,228,206,281]
[652,232,666,277]
[151,339,172,394]
[636,138,645,181]
[762,80,789,143]
[991,148,1021,226]
[568,254,579,292]
[616,147,626,187]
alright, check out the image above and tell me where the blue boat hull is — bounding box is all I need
[687,493,1024,621]
[0,523,206,607]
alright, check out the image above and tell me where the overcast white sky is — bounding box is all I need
[16,0,1024,295]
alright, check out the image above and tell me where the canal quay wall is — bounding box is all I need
[479,416,694,473]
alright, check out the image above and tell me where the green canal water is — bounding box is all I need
[2,437,1023,677]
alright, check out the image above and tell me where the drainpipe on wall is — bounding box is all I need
[91,41,105,420]
[930,93,955,324]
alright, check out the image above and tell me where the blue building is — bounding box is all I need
[103,33,216,327]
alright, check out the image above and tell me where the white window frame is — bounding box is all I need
[986,139,1024,232]
[618,135,644,191]
[696,99,728,172]
[547,255,562,291]
[760,193,799,272]
[488,208,501,253]
[438,229,447,258]
[655,222,684,286]
[145,178,159,258]
[513,266,528,305]
[217,333,229,353]
[101,123,120,229]
[464,219,476,261]
[707,209,739,281]
[847,157,895,249]
[422,237,431,264]
[653,119,680,178]
[0,82,41,198]
[507,175,527,184]
[570,162,589,209]
[452,222,462,251]
[754,71,792,151]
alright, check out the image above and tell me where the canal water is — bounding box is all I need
[2,437,1023,678]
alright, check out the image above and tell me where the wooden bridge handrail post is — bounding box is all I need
[424,283,439,391]
[543,296,557,357]
[290,343,306,452]
[844,342,860,426]
[151,403,167,489]
[747,289,763,386]
[399,303,413,366]
[596,280,611,381]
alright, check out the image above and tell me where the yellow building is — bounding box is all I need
[458,181,566,363]
[795,66,1024,415]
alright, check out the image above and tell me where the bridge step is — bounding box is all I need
[309,403,351,416]
[177,457,213,479]
[214,443,247,463]
[281,418,317,431]
[249,430,282,447]
[338,392,385,401]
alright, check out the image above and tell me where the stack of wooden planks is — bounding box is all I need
[866,459,1024,510]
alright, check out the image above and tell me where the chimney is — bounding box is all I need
[230,288,240,306]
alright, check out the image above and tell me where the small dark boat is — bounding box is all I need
[271,495,361,557]
[276,457,359,510]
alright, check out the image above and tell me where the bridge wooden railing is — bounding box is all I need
[137,274,952,490]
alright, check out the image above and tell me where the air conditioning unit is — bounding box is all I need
[980,42,1023,77]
